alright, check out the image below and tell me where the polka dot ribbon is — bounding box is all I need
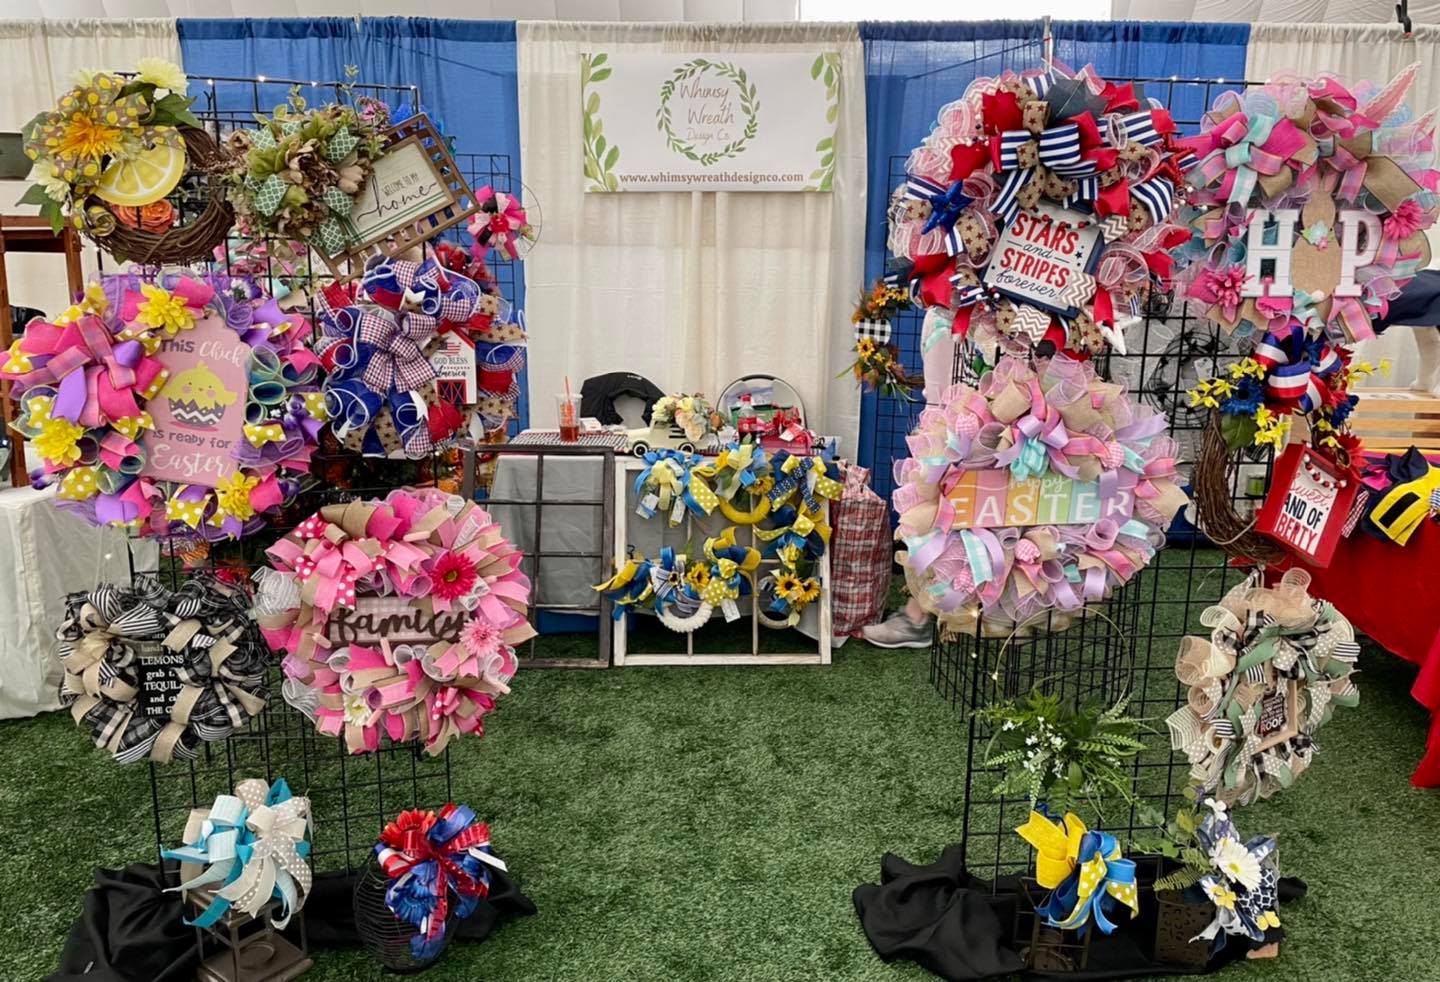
[1017,809,1139,935]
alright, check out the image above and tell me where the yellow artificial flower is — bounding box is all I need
[134,284,195,335]
[798,579,821,603]
[26,159,70,203]
[686,564,711,590]
[1379,358,1393,376]
[775,573,803,599]
[135,58,188,95]
[1205,882,1237,910]
[856,338,877,358]
[1253,406,1275,428]
[1254,414,1291,449]
[1256,910,1281,930]
[214,473,259,520]
[29,73,148,180]
[1210,379,1234,397]
[83,282,110,317]
[33,415,87,465]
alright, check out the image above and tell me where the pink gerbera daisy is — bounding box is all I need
[432,551,478,601]
[461,615,502,658]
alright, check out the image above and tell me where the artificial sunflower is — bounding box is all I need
[855,337,877,359]
[29,74,152,180]
[775,573,803,599]
[685,563,711,591]
[797,579,822,604]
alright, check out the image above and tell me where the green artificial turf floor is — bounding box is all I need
[4,559,1440,981]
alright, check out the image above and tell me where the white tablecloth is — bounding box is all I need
[0,487,156,719]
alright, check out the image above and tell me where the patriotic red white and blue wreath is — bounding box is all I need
[316,256,494,458]
[887,63,1192,360]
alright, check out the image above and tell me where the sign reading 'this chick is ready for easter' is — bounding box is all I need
[140,316,249,487]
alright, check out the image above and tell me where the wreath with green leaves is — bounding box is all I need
[656,59,759,167]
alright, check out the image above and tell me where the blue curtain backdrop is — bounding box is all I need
[855,20,1251,487]
[176,18,529,428]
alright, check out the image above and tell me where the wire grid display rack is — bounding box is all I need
[126,76,520,873]
[919,73,1277,881]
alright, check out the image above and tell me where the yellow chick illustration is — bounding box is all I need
[161,362,238,429]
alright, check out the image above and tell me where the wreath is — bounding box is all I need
[895,356,1188,636]
[57,575,269,764]
[20,60,233,264]
[256,487,535,755]
[1166,569,1359,807]
[1,272,325,538]
[1175,69,1438,556]
[223,87,387,255]
[657,59,759,166]
[316,256,494,458]
[884,64,1191,362]
[594,529,762,633]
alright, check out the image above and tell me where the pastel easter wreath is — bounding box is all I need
[895,356,1188,636]
[887,64,1192,360]
[1,273,325,538]
[1166,569,1359,807]
[316,256,494,458]
[255,487,535,755]
[56,575,269,764]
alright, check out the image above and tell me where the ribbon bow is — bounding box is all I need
[699,528,761,606]
[1018,809,1138,935]
[1251,324,1342,413]
[988,92,1112,225]
[1187,109,1309,205]
[163,778,312,929]
[904,175,975,251]
[376,804,508,961]
[468,186,530,261]
[2,314,165,428]
[1193,801,1281,945]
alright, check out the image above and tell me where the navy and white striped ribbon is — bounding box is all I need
[1026,71,1055,97]
[949,280,984,309]
[903,174,947,202]
[992,169,1029,227]
[1062,175,1100,209]
[1131,176,1175,224]
[1116,110,1163,147]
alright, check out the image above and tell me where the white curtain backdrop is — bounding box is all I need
[0,19,181,318]
[1248,23,1440,387]
[517,21,865,448]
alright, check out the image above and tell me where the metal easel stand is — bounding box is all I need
[609,454,832,667]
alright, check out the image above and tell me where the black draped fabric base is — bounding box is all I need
[48,861,536,981]
[853,845,1306,982]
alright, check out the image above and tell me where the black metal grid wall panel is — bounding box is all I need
[918,73,1267,882]
[129,76,521,873]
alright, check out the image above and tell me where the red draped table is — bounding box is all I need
[1280,517,1440,786]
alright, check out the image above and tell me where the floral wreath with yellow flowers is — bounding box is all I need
[847,279,921,400]
[0,271,327,541]
[1186,340,1382,478]
[20,60,200,239]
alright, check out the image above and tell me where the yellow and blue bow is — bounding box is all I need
[1017,809,1139,936]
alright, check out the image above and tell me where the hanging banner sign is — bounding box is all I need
[1255,443,1357,567]
[579,51,841,192]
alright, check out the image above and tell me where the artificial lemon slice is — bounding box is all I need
[95,140,186,207]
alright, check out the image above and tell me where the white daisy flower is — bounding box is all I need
[1210,836,1261,892]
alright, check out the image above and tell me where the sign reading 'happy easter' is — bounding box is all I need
[945,469,1135,530]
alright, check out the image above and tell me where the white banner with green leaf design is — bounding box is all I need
[580,51,840,192]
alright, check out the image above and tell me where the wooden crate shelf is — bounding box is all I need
[1350,388,1440,452]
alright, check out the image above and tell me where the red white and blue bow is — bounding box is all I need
[1252,325,1343,413]
[376,804,507,961]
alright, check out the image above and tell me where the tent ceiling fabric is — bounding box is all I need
[13,0,798,17]
[1113,0,1440,22]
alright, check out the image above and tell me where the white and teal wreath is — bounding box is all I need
[1167,569,1359,806]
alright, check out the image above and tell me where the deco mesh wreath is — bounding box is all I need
[1176,67,1440,555]
[223,87,387,255]
[316,256,498,457]
[894,356,1188,635]
[884,63,1191,361]
[1166,569,1359,806]
[1,273,325,538]
[57,575,269,764]
[256,487,535,755]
